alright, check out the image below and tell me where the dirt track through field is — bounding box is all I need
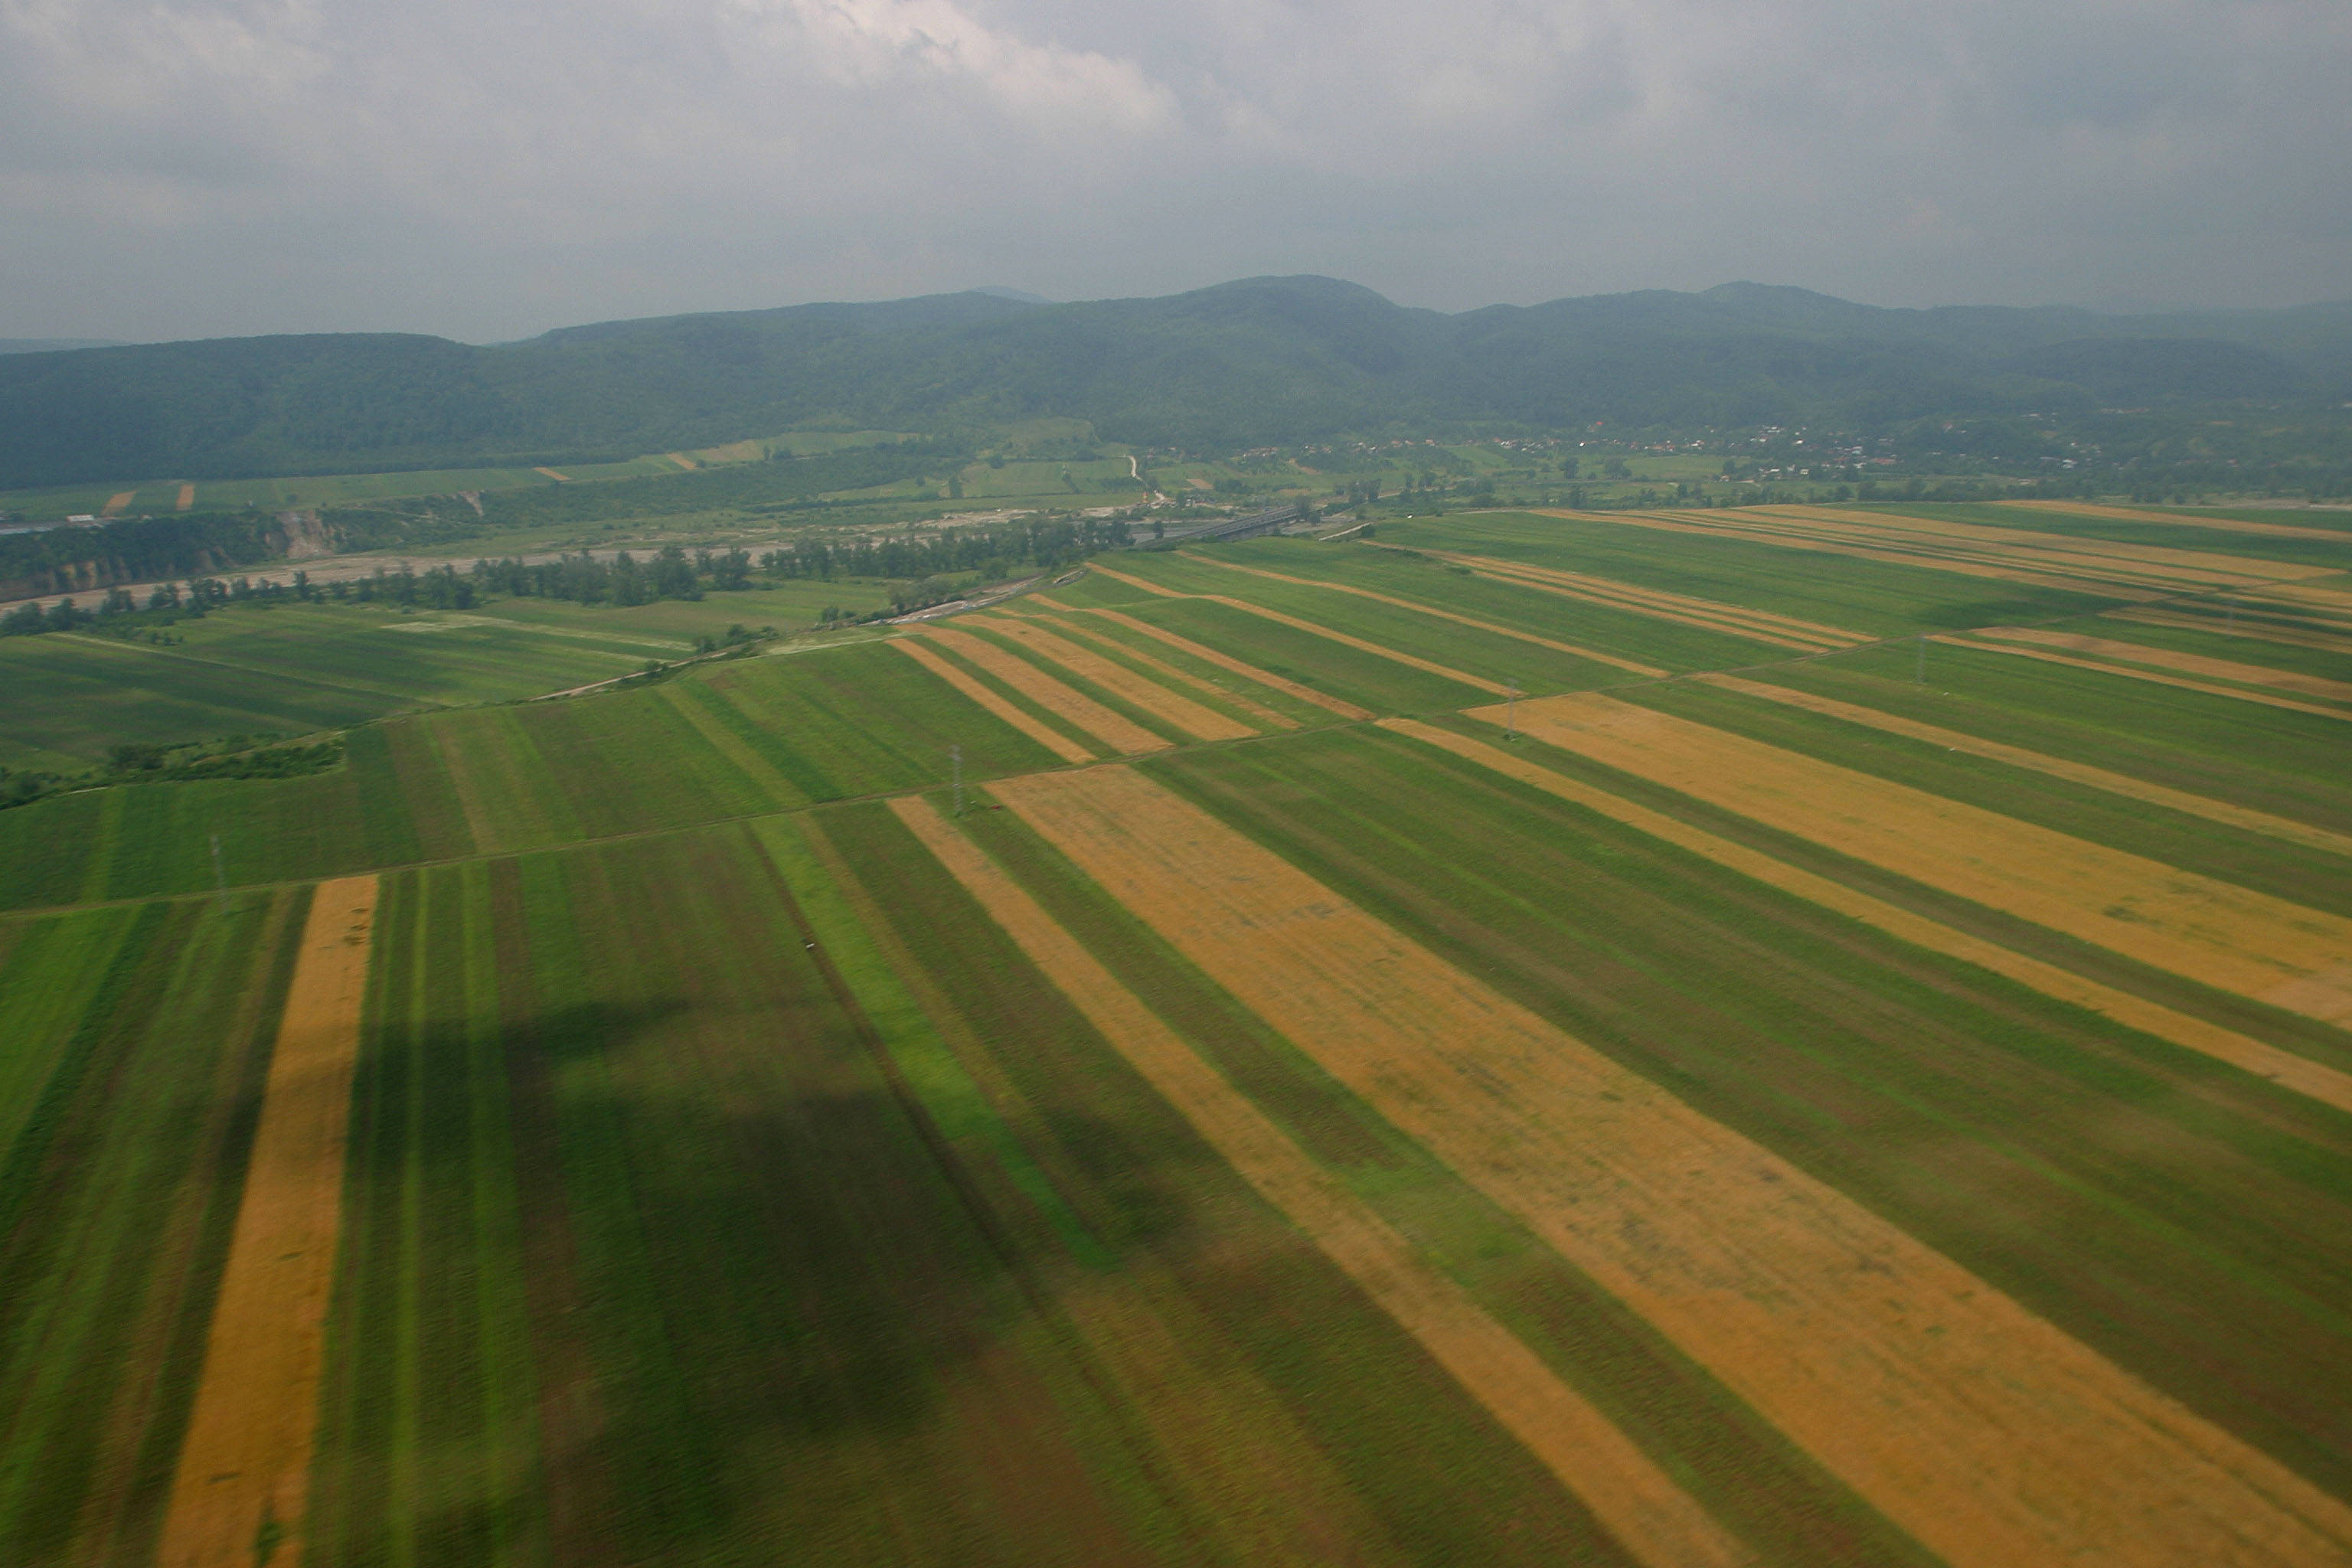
[890,638,1096,763]
[1692,672,2352,861]
[1491,693,2352,1024]
[1179,553,1670,675]
[1971,627,2352,703]
[1076,609,1372,719]
[2001,499,2352,542]
[1383,719,2352,1115]
[890,795,1754,1568]
[962,616,1257,740]
[996,766,2352,1568]
[1020,612,1297,729]
[155,876,380,1568]
[1943,635,2352,721]
[919,627,1172,753]
[1404,550,1860,649]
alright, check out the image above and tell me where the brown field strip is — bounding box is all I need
[1398,546,1865,648]
[1074,609,1373,720]
[1658,510,2221,596]
[1942,635,2352,722]
[156,876,381,1568]
[995,766,2352,1568]
[1759,507,2328,589]
[961,616,1258,740]
[887,638,1096,763]
[175,483,195,511]
[665,450,699,470]
[1019,613,1296,729]
[101,491,135,516]
[1385,718,2352,1115]
[2001,499,2352,542]
[2107,607,2352,655]
[1690,673,2352,862]
[1970,627,2352,704]
[1534,509,2167,599]
[1178,553,1670,675]
[890,795,1755,1568]
[919,627,1171,754]
[1489,693,2352,1024]
[1082,562,1191,599]
[532,466,570,482]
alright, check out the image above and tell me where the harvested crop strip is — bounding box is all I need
[2107,607,2352,655]
[1382,718,2352,1116]
[1487,693,2352,1024]
[156,876,381,1568]
[1178,553,1669,675]
[996,765,2352,1568]
[1083,562,1192,599]
[962,616,1257,740]
[1405,550,1859,650]
[889,637,1097,763]
[889,795,1753,1568]
[1024,613,1296,729]
[1692,672,2352,861]
[920,626,1173,754]
[1942,635,2352,721]
[1076,609,1372,719]
[1760,508,2324,590]
[175,483,195,511]
[2000,499,2352,543]
[1970,628,2352,704]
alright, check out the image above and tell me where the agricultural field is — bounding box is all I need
[4,500,2350,1565]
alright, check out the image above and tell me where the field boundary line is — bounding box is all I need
[888,637,1097,763]
[920,626,1173,753]
[1691,673,2352,861]
[1969,627,2352,703]
[1176,552,1669,676]
[1192,593,1513,695]
[1384,718,2352,1115]
[155,875,380,1568]
[961,616,1258,741]
[1393,546,1864,648]
[1018,611,1298,730]
[1939,636,2352,720]
[1075,609,1373,718]
[888,793,1755,1568]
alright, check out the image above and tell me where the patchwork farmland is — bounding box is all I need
[4,500,2350,1565]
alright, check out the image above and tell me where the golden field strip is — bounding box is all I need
[1084,562,1513,695]
[997,609,1299,728]
[919,626,1172,753]
[1967,626,2352,703]
[1999,498,2352,542]
[1689,672,2352,861]
[156,877,380,1568]
[890,795,1753,1568]
[890,636,1097,761]
[1072,606,1374,718]
[1944,635,2352,720]
[1759,507,2329,591]
[2105,606,2352,655]
[993,765,2352,1568]
[959,616,1259,741]
[1401,547,1866,649]
[1176,551,1670,675]
[1383,717,2352,1115]
[1493,694,2352,1024]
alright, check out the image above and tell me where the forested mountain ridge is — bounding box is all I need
[3,277,2347,488]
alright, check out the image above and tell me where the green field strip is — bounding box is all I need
[1386,511,2128,635]
[1619,678,2352,920]
[1775,643,2352,834]
[0,890,305,1563]
[1208,539,1804,670]
[942,792,1944,1568]
[1900,503,2352,565]
[1119,597,1492,712]
[507,830,1168,1563]
[1437,709,2352,1076]
[51,630,442,710]
[1140,728,2352,1504]
[946,622,1198,746]
[521,694,771,840]
[312,864,544,1568]
[818,800,1652,1567]
[1010,608,1332,731]
[1037,570,1168,609]
[1049,607,1369,723]
[902,635,1121,759]
[2061,612,2352,687]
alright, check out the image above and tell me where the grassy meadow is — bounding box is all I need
[4,500,2350,1565]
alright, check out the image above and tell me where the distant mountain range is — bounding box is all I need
[0,338,129,357]
[2,278,2347,490]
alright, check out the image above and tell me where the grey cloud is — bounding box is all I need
[0,0,2344,341]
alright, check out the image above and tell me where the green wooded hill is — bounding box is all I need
[5,277,2349,487]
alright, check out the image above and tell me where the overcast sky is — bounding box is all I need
[3,0,2346,342]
